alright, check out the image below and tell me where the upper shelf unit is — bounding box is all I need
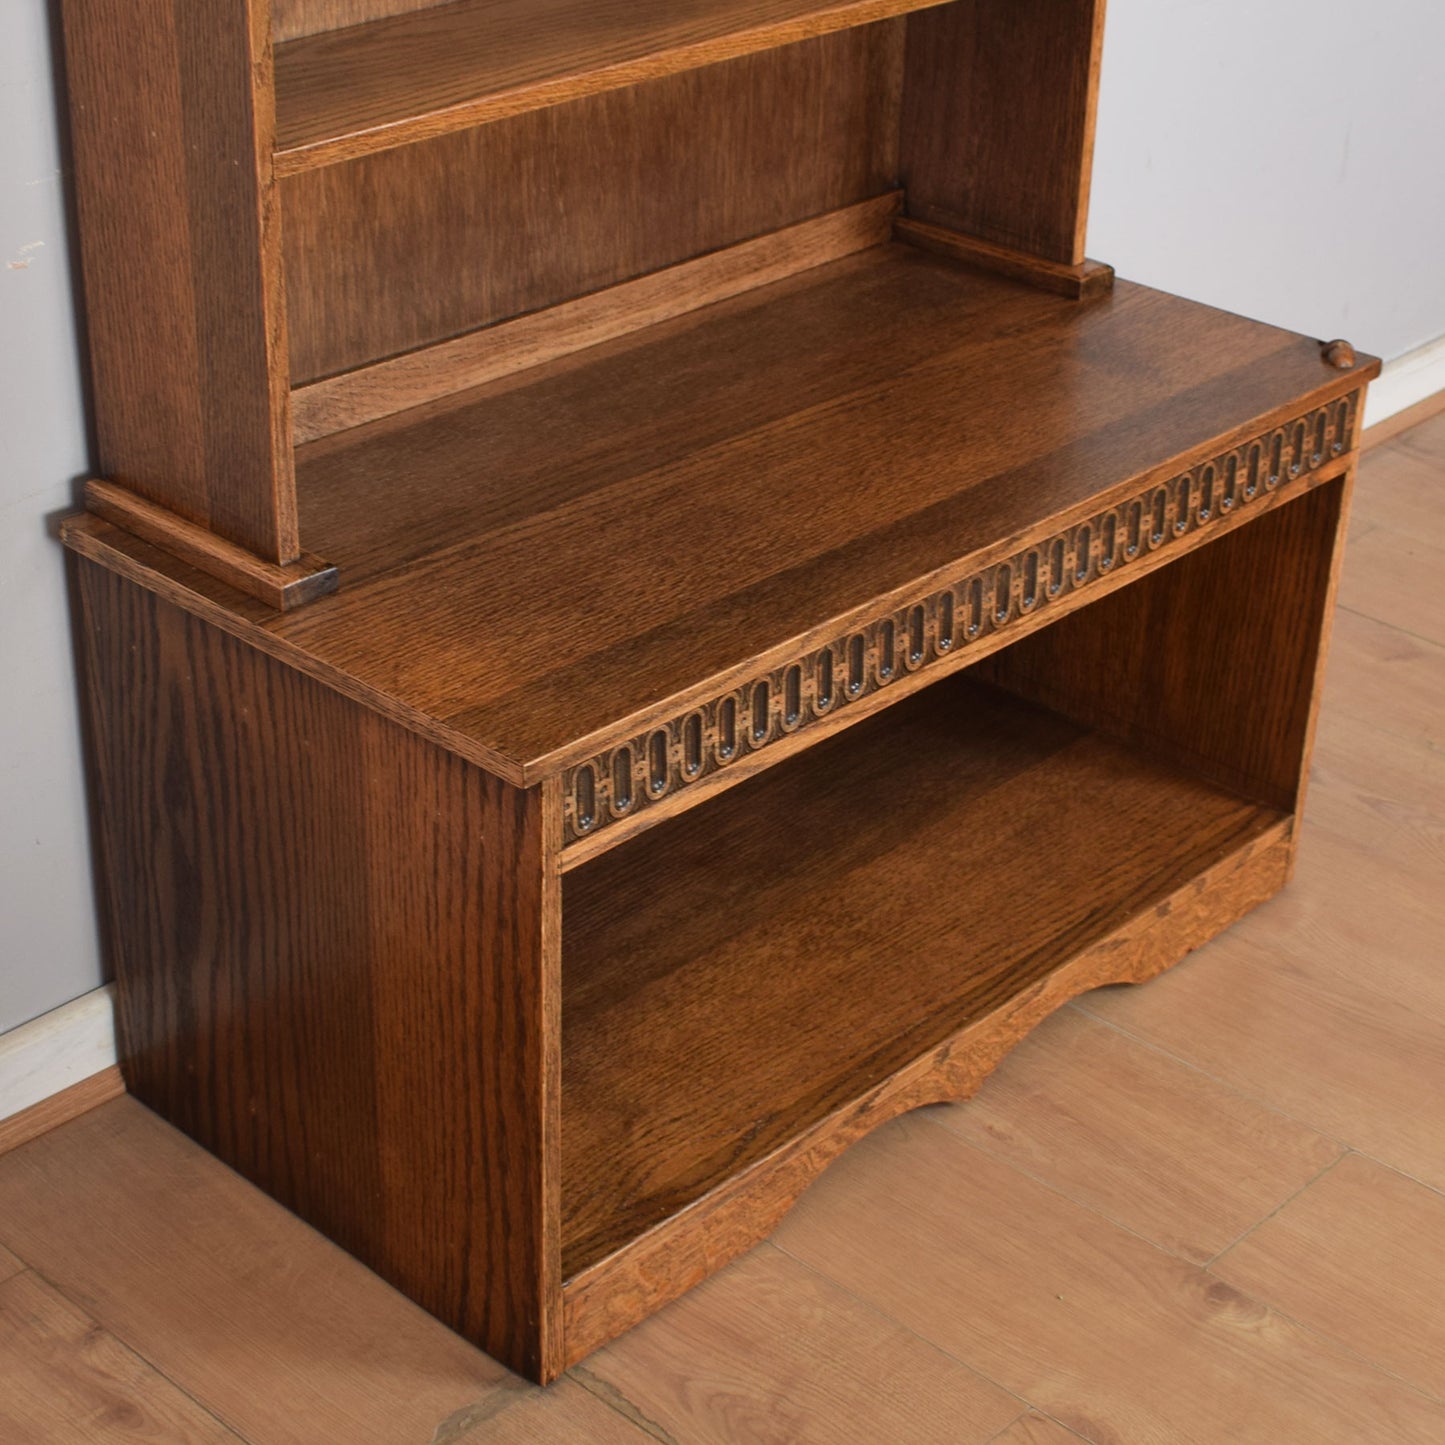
[272,0,956,173]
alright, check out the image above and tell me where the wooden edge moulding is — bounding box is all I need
[55,0,1378,1386]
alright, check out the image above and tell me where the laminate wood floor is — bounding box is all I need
[3,413,1442,1443]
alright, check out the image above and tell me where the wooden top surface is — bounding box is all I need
[273,0,953,173]
[65,245,1375,784]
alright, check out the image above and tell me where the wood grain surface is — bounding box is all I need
[981,477,1350,813]
[1214,1152,1445,1401]
[900,0,1106,261]
[561,803,1287,1364]
[0,1067,125,1159]
[84,482,336,610]
[775,1116,1445,1443]
[281,26,901,381]
[291,193,902,439]
[0,1272,242,1443]
[894,216,1114,297]
[273,0,950,171]
[280,254,1371,782]
[59,0,296,562]
[934,1010,1341,1265]
[75,564,564,1380]
[579,1245,1020,1443]
[560,675,1285,1278]
[66,253,1375,785]
[274,0,445,43]
[0,1100,521,1443]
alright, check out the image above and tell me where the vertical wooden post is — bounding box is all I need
[60,0,297,562]
[899,0,1108,263]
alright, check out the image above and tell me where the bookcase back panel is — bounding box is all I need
[281,22,904,384]
[273,0,446,43]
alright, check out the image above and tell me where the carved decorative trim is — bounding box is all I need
[562,394,1358,845]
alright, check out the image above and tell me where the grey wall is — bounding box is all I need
[1090,0,1445,362]
[2,2,99,1033]
[2,1,1444,1035]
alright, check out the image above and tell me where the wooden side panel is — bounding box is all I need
[73,561,561,1380]
[59,0,297,563]
[281,23,904,381]
[899,0,1106,263]
[274,0,446,42]
[980,474,1351,813]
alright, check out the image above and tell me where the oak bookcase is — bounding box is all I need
[58,0,1378,1382]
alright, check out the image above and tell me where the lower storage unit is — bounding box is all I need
[66,339,1365,1382]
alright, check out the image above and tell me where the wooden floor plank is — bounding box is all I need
[1353,437,1445,539]
[0,1241,23,1284]
[1338,524,1445,649]
[1213,1152,1445,1403]
[1079,929,1445,1195]
[933,1007,1342,1265]
[1323,607,1445,754]
[579,1244,1020,1444]
[774,1115,1445,1443]
[1213,1150,1445,1410]
[0,1099,522,1445]
[0,1271,243,1443]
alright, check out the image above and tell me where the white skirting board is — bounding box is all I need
[0,985,118,1123]
[1364,332,1445,431]
[1,340,1442,1124]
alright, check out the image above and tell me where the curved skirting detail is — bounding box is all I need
[562,396,1357,846]
[560,816,1293,1366]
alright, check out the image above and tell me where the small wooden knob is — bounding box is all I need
[1323,339,1357,370]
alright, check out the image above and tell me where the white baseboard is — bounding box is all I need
[0,985,118,1122]
[1364,332,1445,430]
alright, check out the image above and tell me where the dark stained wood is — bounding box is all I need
[58,0,297,562]
[291,193,902,441]
[980,473,1351,815]
[67,257,1375,792]
[53,0,1383,1389]
[564,820,1291,1368]
[899,0,1107,262]
[73,562,564,1381]
[273,0,446,43]
[272,0,951,172]
[894,216,1114,298]
[273,254,1374,782]
[85,481,337,610]
[281,27,903,381]
[559,676,1287,1280]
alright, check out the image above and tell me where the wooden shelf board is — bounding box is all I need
[274,0,953,174]
[274,245,1371,781]
[559,674,1285,1278]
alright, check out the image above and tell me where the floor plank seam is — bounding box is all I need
[912,1103,1280,1270]
[764,1239,1040,1422]
[5,1264,248,1443]
[1064,1000,1356,1157]
[1227,1285,1445,1414]
[1202,1149,1350,1270]
[1337,601,1445,658]
[570,1363,689,1445]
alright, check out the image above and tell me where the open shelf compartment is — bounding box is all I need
[559,671,1286,1281]
[273,0,954,173]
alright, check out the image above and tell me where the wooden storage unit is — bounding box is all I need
[59,0,1377,1383]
